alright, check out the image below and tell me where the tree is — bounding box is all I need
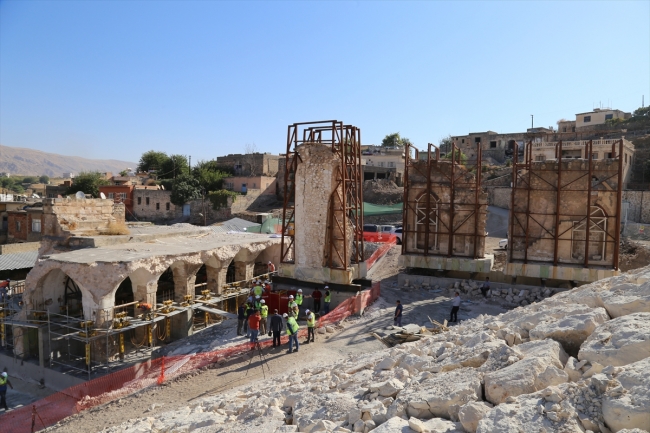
[442,148,468,166]
[119,170,129,177]
[170,173,201,206]
[66,171,110,197]
[137,150,169,173]
[160,154,189,179]
[439,135,453,154]
[192,160,231,192]
[22,176,37,184]
[39,175,50,184]
[381,133,402,147]
[241,143,259,176]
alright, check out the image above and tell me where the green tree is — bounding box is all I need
[12,184,24,194]
[442,148,468,165]
[66,171,110,197]
[39,175,50,184]
[160,154,189,179]
[119,170,129,177]
[22,176,37,184]
[170,173,201,206]
[1,178,15,189]
[439,135,453,154]
[192,160,231,192]
[381,132,413,148]
[137,150,170,173]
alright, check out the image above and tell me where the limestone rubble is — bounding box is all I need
[101,265,650,433]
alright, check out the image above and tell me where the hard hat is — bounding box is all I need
[261,299,266,304]
[283,313,288,318]
[297,289,303,293]
[305,309,310,314]
[268,261,272,264]
[324,285,329,289]
[1,372,6,378]
[289,295,294,299]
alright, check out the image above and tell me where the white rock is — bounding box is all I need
[458,401,493,433]
[602,357,650,431]
[368,416,411,433]
[408,417,427,432]
[578,312,650,367]
[563,356,583,382]
[377,357,398,370]
[534,365,569,388]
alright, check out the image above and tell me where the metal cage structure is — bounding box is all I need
[401,142,486,259]
[508,139,624,270]
[280,121,364,269]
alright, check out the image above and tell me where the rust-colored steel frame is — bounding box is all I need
[401,142,485,258]
[280,121,364,269]
[508,139,624,270]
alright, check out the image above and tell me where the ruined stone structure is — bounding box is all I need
[280,121,365,285]
[399,143,492,273]
[507,140,624,283]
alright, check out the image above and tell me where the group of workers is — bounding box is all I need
[236,277,333,355]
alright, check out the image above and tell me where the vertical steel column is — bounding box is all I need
[523,141,533,264]
[424,143,432,256]
[613,139,624,270]
[553,141,563,265]
[508,142,518,263]
[473,142,482,259]
[280,125,294,263]
[401,144,411,255]
[584,140,594,268]
[447,144,456,257]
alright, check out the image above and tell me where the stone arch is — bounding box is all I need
[114,277,135,318]
[199,254,236,296]
[31,269,85,316]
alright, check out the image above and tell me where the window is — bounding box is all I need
[137,197,142,205]
[415,192,440,251]
[379,162,385,167]
[253,183,256,188]
[572,206,607,261]
[475,137,481,143]
[166,202,170,211]
[146,197,150,205]
[461,139,465,144]
[584,116,591,123]
[490,141,497,148]
[32,219,41,233]
[605,114,613,120]
[388,162,395,168]
[562,127,567,132]
[591,153,598,160]
[119,193,127,201]
[535,155,546,162]
[108,193,114,199]
[572,127,576,132]
[625,154,628,164]
[606,153,613,159]
[156,203,160,210]
[15,220,21,232]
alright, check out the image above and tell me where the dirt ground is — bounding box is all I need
[619,238,650,272]
[43,245,509,433]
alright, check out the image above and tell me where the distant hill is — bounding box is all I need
[0,145,137,177]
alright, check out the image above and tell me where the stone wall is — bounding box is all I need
[623,190,650,224]
[132,189,181,222]
[42,198,125,238]
[487,187,512,209]
[0,241,40,254]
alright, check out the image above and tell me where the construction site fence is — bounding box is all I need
[365,235,397,270]
[2,281,380,433]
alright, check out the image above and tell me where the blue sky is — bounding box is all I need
[1,1,649,164]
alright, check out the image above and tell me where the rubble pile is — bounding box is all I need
[102,265,650,433]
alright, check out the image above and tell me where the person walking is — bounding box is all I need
[304,309,316,344]
[394,300,403,327]
[259,300,268,334]
[324,288,331,314]
[248,309,261,343]
[312,287,322,314]
[237,303,246,336]
[0,372,13,411]
[269,309,283,348]
[480,277,491,298]
[450,292,461,323]
[284,313,299,354]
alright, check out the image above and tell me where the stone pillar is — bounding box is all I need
[207,266,229,295]
[234,261,254,282]
[171,263,203,303]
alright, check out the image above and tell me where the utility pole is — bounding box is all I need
[189,155,191,173]
[531,115,534,130]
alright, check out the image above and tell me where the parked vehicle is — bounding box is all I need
[394,228,403,244]
[499,238,508,249]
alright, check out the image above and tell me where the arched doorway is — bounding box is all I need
[114,277,135,318]
[34,269,84,317]
[157,267,175,303]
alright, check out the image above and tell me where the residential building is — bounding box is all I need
[7,205,43,243]
[99,184,135,218]
[216,153,280,176]
[63,172,76,179]
[0,201,26,243]
[222,176,277,195]
[575,108,631,130]
[451,128,553,163]
[132,186,181,222]
[360,145,405,186]
[45,181,72,199]
[0,172,10,178]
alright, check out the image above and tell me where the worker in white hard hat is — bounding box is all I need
[0,371,13,411]
[259,299,268,334]
[267,261,276,273]
[253,280,264,297]
[284,312,299,353]
[324,286,331,314]
[295,289,304,316]
[254,295,262,310]
[304,309,316,344]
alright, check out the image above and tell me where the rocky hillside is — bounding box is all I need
[0,144,136,177]
[101,265,650,433]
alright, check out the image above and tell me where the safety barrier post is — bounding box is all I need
[157,356,165,385]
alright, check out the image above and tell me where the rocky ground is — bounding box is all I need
[42,244,650,433]
[363,180,403,205]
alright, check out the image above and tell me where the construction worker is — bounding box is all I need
[237,303,246,336]
[324,287,331,314]
[311,287,322,314]
[243,302,252,337]
[253,281,264,297]
[0,371,13,411]
[259,299,268,334]
[248,309,261,343]
[295,289,304,316]
[0,279,10,302]
[269,309,283,348]
[304,309,316,344]
[264,280,272,294]
[268,261,276,273]
[254,295,262,310]
[284,313,299,353]
[288,295,295,312]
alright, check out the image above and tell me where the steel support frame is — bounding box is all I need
[508,140,623,270]
[402,142,485,259]
[280,121,364,270]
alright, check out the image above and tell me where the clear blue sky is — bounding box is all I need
[1,1,649,164]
